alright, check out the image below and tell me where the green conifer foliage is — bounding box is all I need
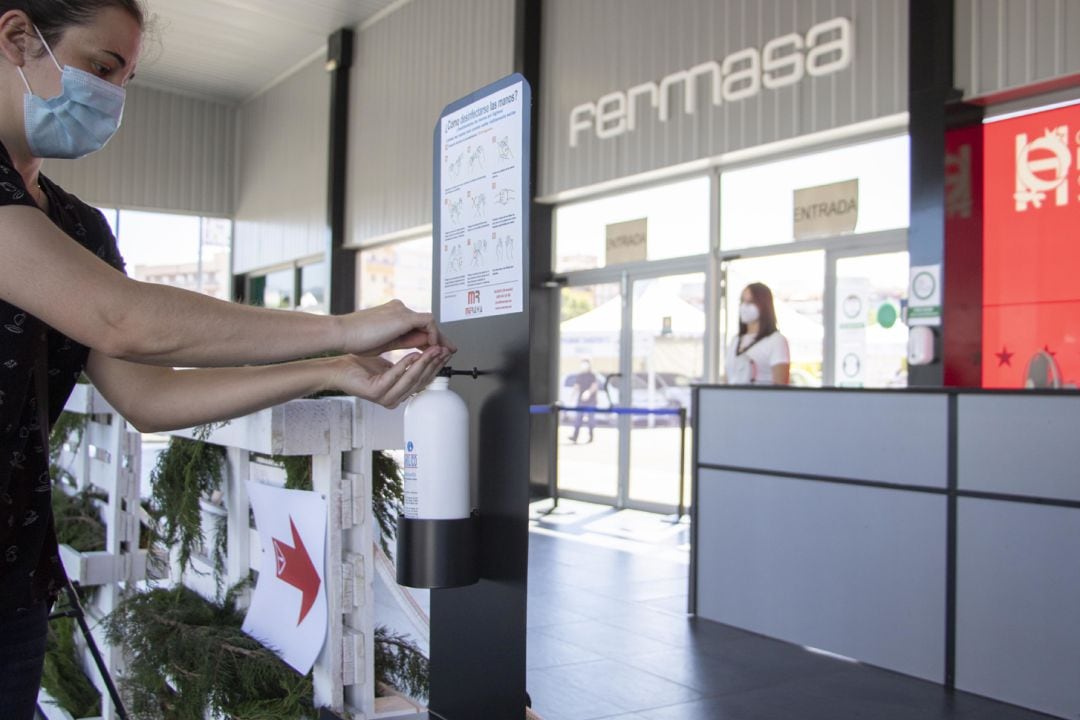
[374,625,429,700]
[49,410,88,485]
[41,616,102,717]
[149,425,227,573]
[105,585,314,720]
[372,451,404,556]
[52,486,107,552]
[273,454,313,491]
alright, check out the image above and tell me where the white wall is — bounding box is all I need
[42,84,235,216]
[232,59,330,275]
[347,0,516,246]
[955,0,1080,100]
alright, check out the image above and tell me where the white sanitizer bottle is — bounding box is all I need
[402,373,470,520]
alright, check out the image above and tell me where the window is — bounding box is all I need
[97,208,233,300]
[299,262,326,312]
[555,176,711,273]
[720,135,910,250]
[249,267,295,309]
[357,237,433,312]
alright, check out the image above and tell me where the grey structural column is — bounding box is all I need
[517,0,555,498]
[326,28,356,315]
[907,0,957,386]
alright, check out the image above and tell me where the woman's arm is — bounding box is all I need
[771,362,790,385]
[84,346,450,434]
[0,206,453,367]
[771,333,791,385]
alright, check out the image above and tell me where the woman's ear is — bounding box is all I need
[0,11,34,67]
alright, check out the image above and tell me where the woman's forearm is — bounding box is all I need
[2,207,450,368]
[87,353,341,434]
[109,280,343,367]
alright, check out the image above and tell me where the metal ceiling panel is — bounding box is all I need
[134,0,403,102]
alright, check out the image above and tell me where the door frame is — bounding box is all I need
[823,235,910,386]
[717,228,908,387]
[555,256,711,514]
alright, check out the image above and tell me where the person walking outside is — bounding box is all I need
[569,359,599,443]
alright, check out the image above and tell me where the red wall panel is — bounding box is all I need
[983,104,1080,388]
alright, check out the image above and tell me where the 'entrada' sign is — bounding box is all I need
[569,17,853,148]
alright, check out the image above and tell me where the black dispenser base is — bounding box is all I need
[396,513,480,589]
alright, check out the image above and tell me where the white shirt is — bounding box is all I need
[725,331,790,385]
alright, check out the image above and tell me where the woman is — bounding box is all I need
[0,3,453,715]
[724,282,790,385]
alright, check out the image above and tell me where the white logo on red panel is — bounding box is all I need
[1014,126,1071,211]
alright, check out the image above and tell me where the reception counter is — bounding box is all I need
[691,385,1080,719]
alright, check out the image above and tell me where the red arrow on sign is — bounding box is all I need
[272,516,321,626]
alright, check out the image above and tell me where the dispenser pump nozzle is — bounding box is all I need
[441,366,486,379]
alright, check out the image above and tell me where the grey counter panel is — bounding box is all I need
[697,389,948,488]
[696,469,946,682]
[956,498,1080,719]
[957,395,1080,502]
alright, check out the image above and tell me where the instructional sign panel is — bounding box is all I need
[437,77,526,323]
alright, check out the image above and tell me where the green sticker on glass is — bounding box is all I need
[878,302,898,329]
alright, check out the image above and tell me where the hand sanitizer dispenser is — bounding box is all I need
[396,367,480,589]
[403,369,470,520]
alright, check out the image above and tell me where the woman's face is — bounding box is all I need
[740,288,754,306]
[9,7,141,100]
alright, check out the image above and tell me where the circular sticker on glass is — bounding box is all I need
[842,353,861,378]
[912,271,936,300]
[842,294,863,319]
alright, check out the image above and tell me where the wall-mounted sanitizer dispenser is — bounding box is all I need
[396,367,480,588]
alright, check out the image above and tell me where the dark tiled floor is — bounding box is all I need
[524,529,1056,720]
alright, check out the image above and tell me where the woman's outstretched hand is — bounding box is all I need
[330,346,452,409]
[339,300,457,357]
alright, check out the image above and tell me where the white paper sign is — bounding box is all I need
[242,481,328,675]
[835,277,869,387]
[439,80,525,322]
[907,264,942,327]
[605,217,648,265]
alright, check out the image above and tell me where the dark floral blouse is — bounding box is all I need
[0,142,126,611]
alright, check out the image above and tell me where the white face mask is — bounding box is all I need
[739,302,760,324]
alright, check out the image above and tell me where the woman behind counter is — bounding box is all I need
[724,282,790,386]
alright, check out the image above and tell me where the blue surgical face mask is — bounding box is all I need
[16,26,125,159]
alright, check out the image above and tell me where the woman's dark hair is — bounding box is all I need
[1,1,145,48]
[738,282,779,338]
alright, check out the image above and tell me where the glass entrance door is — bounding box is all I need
[557,282,622,500]
[829,250,910,387]
[556,271,707,514]
[626,273,706,511]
